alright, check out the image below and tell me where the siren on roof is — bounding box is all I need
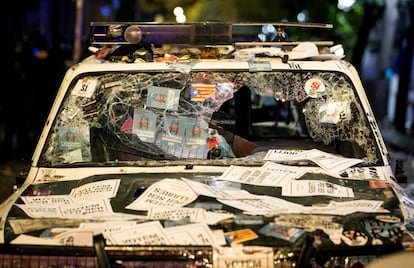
[90,21,333,47]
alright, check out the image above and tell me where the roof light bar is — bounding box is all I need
[91,22,233,45]
[90,21,333,46]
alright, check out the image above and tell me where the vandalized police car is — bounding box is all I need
[1,22,413,267]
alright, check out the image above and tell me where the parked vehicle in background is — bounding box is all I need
[0,21,413,267]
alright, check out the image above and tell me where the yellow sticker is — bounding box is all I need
[224,228,258,244]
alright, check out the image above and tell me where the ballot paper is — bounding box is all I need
[125,178,198,211]
[264,149,364,173]
[218,163,307,187]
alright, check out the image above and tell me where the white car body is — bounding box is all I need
[0,22,412,268]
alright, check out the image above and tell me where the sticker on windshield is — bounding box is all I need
[162,115,186,145]
[61,106,80,121]
[146,86,181,111]
[190,84,216,101]
[304,77,325,98]
[72,77,97,98]
[319,101,351,124]
[56,126,91,163]
[184,117,208,147]
[57,126,88,151]
[133,108,157,142]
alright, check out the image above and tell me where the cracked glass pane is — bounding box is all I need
[40,70,381,166]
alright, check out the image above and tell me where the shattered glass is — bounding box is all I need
[40,70,381,166]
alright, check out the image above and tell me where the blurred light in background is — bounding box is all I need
[173,6,186,23]
[337,0,356,11]
[297,10,309,22]
[100,5,111,17]
[258,24,277,42]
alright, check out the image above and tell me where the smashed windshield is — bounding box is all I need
[39,70,381,166]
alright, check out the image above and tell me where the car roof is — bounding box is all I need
[79,21,345,69]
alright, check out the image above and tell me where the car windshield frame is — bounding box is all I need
[38,68,383,167]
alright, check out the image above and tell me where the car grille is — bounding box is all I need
[0,244,213,268]
[0,254,98,268]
